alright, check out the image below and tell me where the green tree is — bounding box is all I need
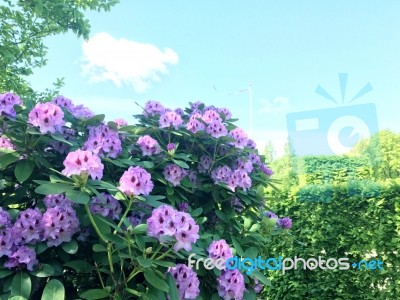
[0,0,119,96]
[262,140,275,163]
[352,130,400,180]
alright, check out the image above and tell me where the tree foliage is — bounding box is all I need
[0,0,119,96]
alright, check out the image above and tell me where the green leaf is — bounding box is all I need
[11,272,31,299]
[61,239,78,254]
[244,247,258,259]
[14,159,34,183]
[64,260,95,273]
[172,159,189,169]
[132,224,147,234]
[92,244,107,252]
[30,264,55,278]
[79,289,109,300]
[8,297,27,300]
[231,236,245,256]
[191,207,203,217]
[244,217,252,230]
[0,269,13,279]
[50,134,73,146]
[35,183,74,195]
[85,114,105,126]
[166,186,174,195]
[137,257,153,268]
[0,152,20,169]
[143,269,169,293]
[65,189,90,204]
[252,270,271,287]
[41,279,65,300]
[166,273,179,300]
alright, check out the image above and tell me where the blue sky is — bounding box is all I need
[27,0,400,156]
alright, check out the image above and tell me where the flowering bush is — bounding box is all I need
[0,93,291,299]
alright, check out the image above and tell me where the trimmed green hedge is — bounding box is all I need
[264,181,400,300]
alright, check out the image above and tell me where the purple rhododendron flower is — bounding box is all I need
[159,111,183,129]
[90,193,122,220]
[12,208,43,245]
[0,228,13,257]
[114,118,128,127]
[248,153,261,164]
[260,164,274,176]
[71,104,94,119]
[217,269,246,300]
[211,165,232,184]
[253,278,263,293]
[41,205,80,247]
[174,108,184,115]
[143,100,165,116]
[0,207,12,228]
[52,95,74,111]
[198,155,212,174]
[226,169,252,192]
[228,128,248,149]
[231,197,244,212]
[206,121,228,138]
[168,264,200,300]
[28,102,65,134]
[264,211,278,219]
[208,239,233,263]
[147,205,199,251]
[62,149,104,180]
[217,107,232,120]
[137,135,161,156]
[277,217,292,229]
[84,124,122,158]
[0,137,14,150]
[202,109,222,123]
[4,246,38,271]
[163,164,187,186]
[178,202,189,212]
[186,113,205,133]
[0,93,22,117]
[119,166,154,196]
[43,194,73,208]
[167,143,176,151]
[235,158,253,173]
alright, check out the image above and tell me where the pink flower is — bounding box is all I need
[114,118,128,127]
[163,164,187,186]
[208,239,233,261]
[62,149,104,180]
[119,166,154,196]
[28,102,65,134]
[137,135,161,156]
[159,111,183,129]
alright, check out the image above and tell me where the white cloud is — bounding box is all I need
[81,32,179,92]
[259,96,290,113]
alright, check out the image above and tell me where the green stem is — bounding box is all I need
[156,248,174,260]
[150,244,163,259]
[94,262,106,290]
[84,204,107,243]
[115,197,134,234]
[127,268,142,283]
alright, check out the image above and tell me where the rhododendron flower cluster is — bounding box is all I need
[264,211,293,229]
[163,164,188,186]
[0,136,14,150]
[0,92,22,117]
[137,135,161,156]
[28,102,65,133]
[208,239,233,263]
[217,269,246,300]
[62,149,104,180]
[84,124,122,158]
[0,195,80,271]
[90,193,122,220]
[143,100,165,116]
[159,110,183,129]
[52,95,94,119]
[147,205,199,251]
[228,128,248,149]
[168,264,200,300]
[119,166,154,196]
